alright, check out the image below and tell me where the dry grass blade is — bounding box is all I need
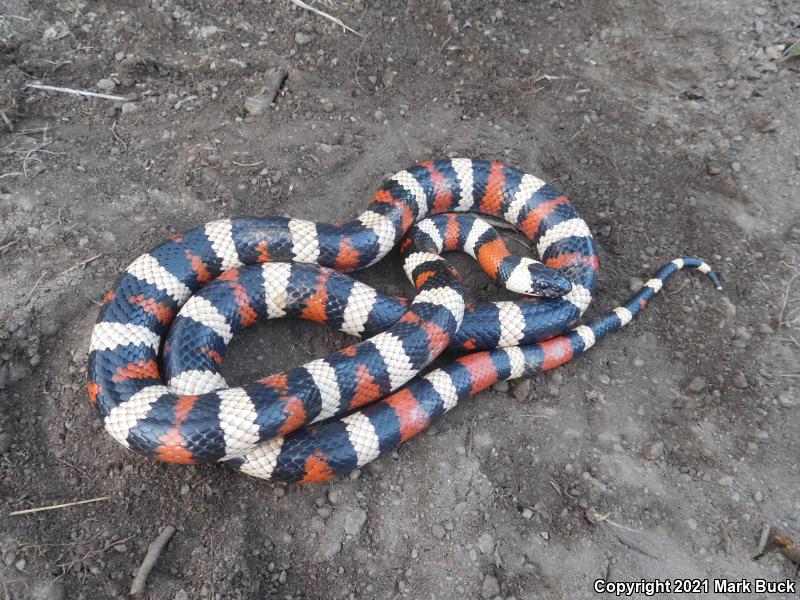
[288,0,363,37]
[10,496,111,516]
[779,39,800,61]
[26,82,128,102]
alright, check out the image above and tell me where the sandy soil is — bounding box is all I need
[1,1,799,599]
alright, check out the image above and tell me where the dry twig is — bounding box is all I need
[129,526,176,596]
[264,67,288,104]
[57,253,103,277]
[0,239,20,252]
[24,273,44,304]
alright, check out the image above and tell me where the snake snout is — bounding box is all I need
[528,266,572,298]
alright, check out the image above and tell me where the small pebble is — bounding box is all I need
[539,531,550,540]
[732,373,749,389]
[432,524,446,539]
[0,432,12,454]
[15,559,25,572]
[121,102,138,114]
[96,78,116,92]
[295,32,313,45]
[324,541,342,558]
[477,532,494,554]
[521,508,534,520]
[344,508,367,536]
[493,380,509,393]
[643,441,664,460]
[687,376,706,393]
[511,379,531,401]
[757,323,773,334]
[174,591,189,600]
[686,518,698,531]
[382,69,396,86]
[481,574,500,599]
[754,491,763,503]
[244,96,269,115]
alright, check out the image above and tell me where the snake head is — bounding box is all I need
[505,257,573,298]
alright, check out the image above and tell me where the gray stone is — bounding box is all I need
[643,441,664,460]
[687,376,706,393]
[324,541,342,558]
[481,574,500,599]
[174,591,189,600]
[0,432,11,454]
[493,380,509,393]
[31,580,65,600]
[732,373,749,389]
[295,32,313,45]
[432,524,446,539]
[477,532,494,554]
[382,69,396,86]
[42,22,70,43]
[96,78,116,92]
[121,102,138,113]
[343,508,367,536]
[511,379,531,401]
[244,96,270,115]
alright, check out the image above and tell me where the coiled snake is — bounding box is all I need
[87,159,720,482]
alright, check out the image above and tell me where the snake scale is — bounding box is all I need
[87,159,720,482]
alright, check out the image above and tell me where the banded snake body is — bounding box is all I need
[87,159,720,482]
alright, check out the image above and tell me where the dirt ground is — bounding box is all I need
[1,1,799,599]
